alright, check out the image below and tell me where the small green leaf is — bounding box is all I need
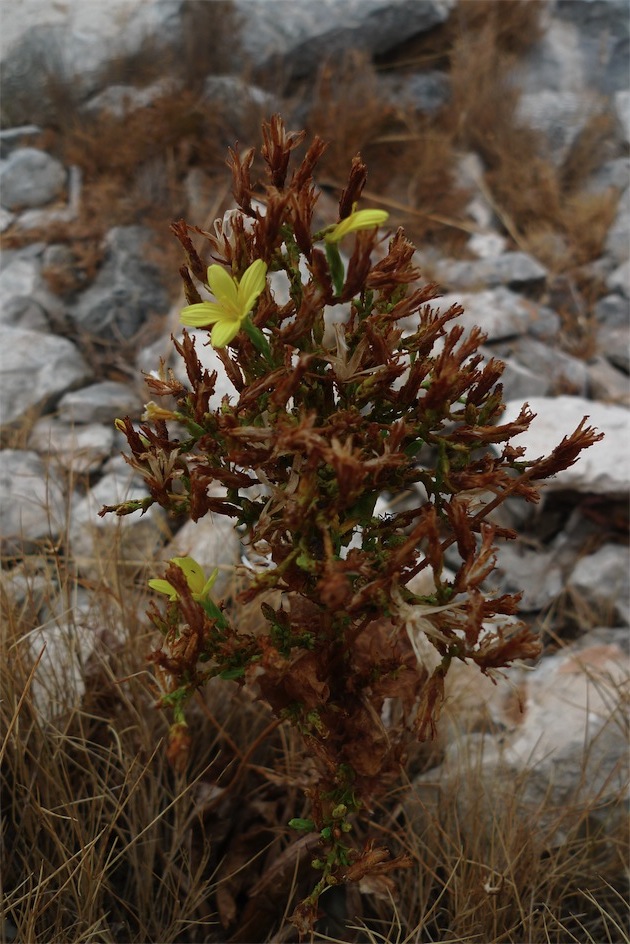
[289,818,316,832]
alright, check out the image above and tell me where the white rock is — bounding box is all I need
[501,396,630,494]
[568,543,630,625]
[162,514,242,598]
[57,381,141,424]
[0,450,66,552]
[68,471,167,579]
[0,326,93,426]
[28,418,115,475]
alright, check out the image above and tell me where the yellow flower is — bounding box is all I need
[149,556,218,601]
[180,259,267,347]
[324,208,389,244]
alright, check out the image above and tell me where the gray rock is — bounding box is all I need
[407,633,629,852]
[68,225,170,340]
[435,252,548,293]
[615,89,630,144]
[0,3,183,125]
[439,287,535,341]
[68,471,167,579]
[28,418,115,475]
[586,156,630,195]
[0,450,66,554]
[15,164,82,231]
[0,207,14,232]
[0,326,93,427]
[587,355,630,406]
[516,16,586,95]
[500,395,630,495]
[379,69,451,115]
[0,125,43,158]
[555,0,630,95]
[517,90,601,166]
[202,75,278,139]
[493,543,564,612]
[57,381,141,424]
[0,296,49,331]
[0,252,42,309]
[161,513,241,597]
[607,259,630,298]
[494,354,551,401]
[594,292,630,328]
[569,543,630,625]
[466,231,507,260]
[234,0,455,78]
[497,337,589,397]
[598,325,630,374]
[0,147,66,210]
[605,185,630,267]
[83,77,179,118]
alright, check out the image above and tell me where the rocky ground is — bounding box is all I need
[1,2,628,939]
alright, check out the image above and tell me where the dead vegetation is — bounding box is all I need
[1,1,628,941]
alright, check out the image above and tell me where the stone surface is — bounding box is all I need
[493,543,564,612]
[0,296,48,331]
[605,186,630,267]
[68,471,167,579]
[439,287,546,342]
[68,225,170,340]
[434,252,548,293]
[407,631,629,847]
[598,324,630,374]
[28,418,115,475]
[83,77,179,118]
[235,0,455,77]
[517,90,601,165]
[495,355,551,401]
[57,381,142,425]
[0,147,66,210]
[500,395,630,495]
[0,326,92,426]
[496,337,589,397]
[379,69,451,114]
[162,513,242,597]
[0,450,66,554]
[594,292,629,328]
[568,543,630,626]
[587,355,630,406]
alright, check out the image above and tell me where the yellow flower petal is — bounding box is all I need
[171,556,206,595]
[325,208,389,243]
[211,318,241,348]
[207,265,240,316]
[148,577,179,600]
[238,259,268,314]
[180,301,225,326]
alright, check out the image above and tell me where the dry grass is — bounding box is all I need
[2,523,628,943]
[1,1,629,940]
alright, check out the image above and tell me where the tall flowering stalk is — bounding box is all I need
[102,116,601,934]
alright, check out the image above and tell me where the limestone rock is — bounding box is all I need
[0,147,66,210]
[234,0,455,77]
[434,252,548,293]
[500,395,630,495]
[28,418,115,475]
[57,381,142,425]
[68,471,167,580]
[68,225,170,341]
[568,543,630,626]
[0,450,66,554]
[0,326,92,426]
[439,286,547,342]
